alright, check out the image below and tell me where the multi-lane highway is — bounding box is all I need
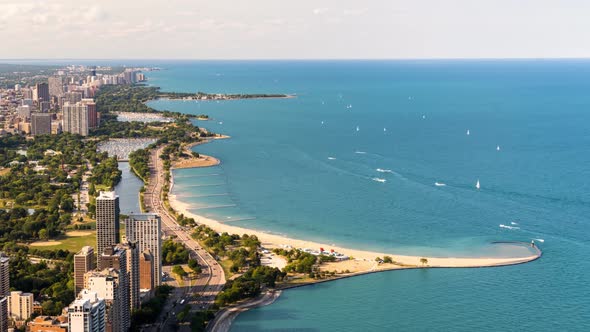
[143,145,226,331]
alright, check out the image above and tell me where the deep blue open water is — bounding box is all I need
[142,60,590,331]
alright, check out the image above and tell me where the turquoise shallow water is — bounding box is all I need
[145,60,590,331]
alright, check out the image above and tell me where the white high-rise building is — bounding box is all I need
[62,102,89,136]
[67,290,106,332]
[85,268,129,332]
[96,191,120,268]
[124,213,162,286]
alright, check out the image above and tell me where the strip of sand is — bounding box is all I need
[66,231,93,237]
[169,134,540,272]
[173,154,220,169]
[168,194,540,271]
[30,241,63,247]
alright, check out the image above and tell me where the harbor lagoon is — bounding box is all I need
[98,138,157,160]
[114,162,143,214]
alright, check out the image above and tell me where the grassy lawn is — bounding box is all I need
[28,231,96,252]
[28,229,125,253]
[219,259,235,278]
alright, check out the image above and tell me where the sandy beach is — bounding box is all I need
[168,194,540,271]
[172,154,220,168]
[168,133,540,272]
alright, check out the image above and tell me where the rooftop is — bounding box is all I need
[97,191,118,200]
[126,213,160,220]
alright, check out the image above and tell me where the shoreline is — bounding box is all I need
[155,94,296,102]
[170,194,541,268]
[169,140,541,269]
[167,132,542,331]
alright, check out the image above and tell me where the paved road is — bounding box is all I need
[206,290,281,332]
[144,145,226,331]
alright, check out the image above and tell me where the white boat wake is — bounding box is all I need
[499,224,520,230]
[376,168,393,173]
[372,178,387,183]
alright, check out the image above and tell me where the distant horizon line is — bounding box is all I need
[2,57,590,62]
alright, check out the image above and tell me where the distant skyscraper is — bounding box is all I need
[0,255,7,332]
[139,250,154,290]
[81,98,98,129]
[40,101,50,113]
[16,105,31,120]
[93,246,130,332]
[48,77,64,97]
[100,241,139,312]
[74,246,95,295]
[0,255,9,297]
[123,70,137,84]
[31,113,52,136]
[35,83,50,103]
[62,102,89,136]
[96,191,120,268]
[124,213,162,286]
[63,91,83,105]
[0,297,7,332]
[124,242,140,310]
[68,290,106,332]
[7,291,34,321]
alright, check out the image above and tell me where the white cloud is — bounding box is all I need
[1,0,590,59]
[312,8,328,15]
[343,8,368,16]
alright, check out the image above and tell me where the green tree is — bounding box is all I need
[38,228,48,240]
[188,259,202,274]
[420,258,428,266]
[383,256,393,264]
[172,265,188,278]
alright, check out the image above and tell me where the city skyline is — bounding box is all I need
[1,0,590,59]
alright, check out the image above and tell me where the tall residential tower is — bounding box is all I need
[124,213,162,286]
[96,191,120,268]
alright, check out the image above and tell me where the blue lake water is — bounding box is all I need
[144,60,590,331]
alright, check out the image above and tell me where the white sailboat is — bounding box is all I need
[356,126,360,132]
[496,145,500,151]
[466,129,470,136]
[476,179,480,190]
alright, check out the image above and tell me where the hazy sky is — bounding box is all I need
[1,0,589,59]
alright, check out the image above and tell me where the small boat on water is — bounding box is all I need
[476,179,480,190]
[356,126,360,132]
[496,145,500,151]
[434,182,446,187]
[466,129,470,135]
